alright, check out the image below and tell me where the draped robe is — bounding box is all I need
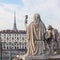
[26,21,46,56]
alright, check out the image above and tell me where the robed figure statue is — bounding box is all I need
[26,13,46,56]
[44,25,59,54]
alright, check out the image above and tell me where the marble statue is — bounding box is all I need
[26,13,46,56]
[13,14,60,60]
[44,25,59,54]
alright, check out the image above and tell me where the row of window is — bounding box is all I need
[2,45,26,49]
[1,34,26,37]
[1,36,26,39]
[2,43,26,45]
[1,36,26,42]
[1,36,26,40]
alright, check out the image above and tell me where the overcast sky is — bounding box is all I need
[0,0,60,31]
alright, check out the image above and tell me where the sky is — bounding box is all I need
[0,0,60,31]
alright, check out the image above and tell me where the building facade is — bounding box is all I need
[0,12,27,60]
[0,30,26,50]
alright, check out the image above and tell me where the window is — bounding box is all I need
[10,46,12,49]
[4,45,5,49]
[15,34,16,36]
[22,37,24,41]
[20,37,21,39]
[9,34,11,36]
[17,37,19,40]
[9,42,11,45]
[12,37,14,40]
[12,43,14,46]
[15,46,16,49]
[0,37,1,39]
[17,34,18,36]
[14,42,17,45]
[7,46,8,49]
[7,37,9,40]
[4,34,6,36]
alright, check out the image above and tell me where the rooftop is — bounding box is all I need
[0,30,26,34]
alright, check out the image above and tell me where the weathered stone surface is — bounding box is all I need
[25,54,47,60]
[24,54,60,60]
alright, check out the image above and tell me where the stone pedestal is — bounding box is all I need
[20,54,60,60]
[22,54,47,60]
[13,54,60,60]
[47,54,60,59]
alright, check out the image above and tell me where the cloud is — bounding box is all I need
[22,0,29,3]
[0,2,28,30]
[0,0,60,32]
[0,3,19,30]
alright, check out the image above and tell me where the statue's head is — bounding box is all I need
[48,25,53,30]
[33,13,41,25]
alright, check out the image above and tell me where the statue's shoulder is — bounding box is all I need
[39,21,46,30]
